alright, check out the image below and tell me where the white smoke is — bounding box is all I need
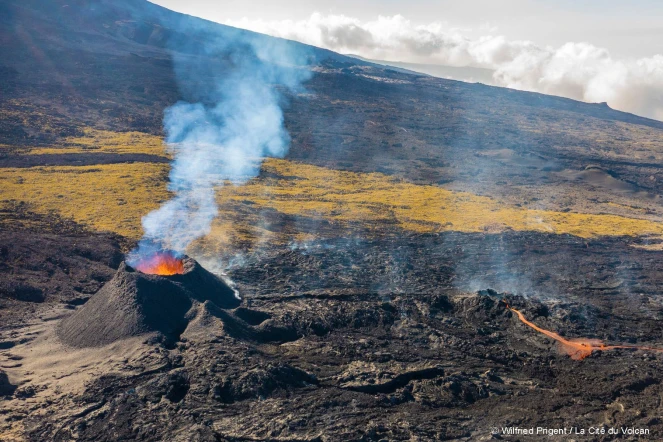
[131,28,311,259]
[227,13,663,121]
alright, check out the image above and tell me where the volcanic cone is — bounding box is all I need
[57,256,240,348]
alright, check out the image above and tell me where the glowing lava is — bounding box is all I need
[134,251,185,276]
[504,301,663,360]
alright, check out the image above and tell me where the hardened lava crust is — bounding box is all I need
[2,228,663,441]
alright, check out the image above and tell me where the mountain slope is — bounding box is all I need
[0,0,370,141]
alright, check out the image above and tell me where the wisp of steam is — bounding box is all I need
[129,26,311,262]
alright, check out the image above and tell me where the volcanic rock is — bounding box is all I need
[136,368,190,403]
[57,256,240,348]
[211,364,317,404]
[0,370,16,396]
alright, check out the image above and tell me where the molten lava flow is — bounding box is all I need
[134,251,185,276]
[504,301,663,360]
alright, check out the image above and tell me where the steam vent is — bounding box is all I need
[57,256,240,347]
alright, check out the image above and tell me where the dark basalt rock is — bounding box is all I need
[211,364,317,403]
[137,369,190,403]
[56,256,239,348]
[0,370,16,396]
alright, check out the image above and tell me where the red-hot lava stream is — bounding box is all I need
[503,301,663,360]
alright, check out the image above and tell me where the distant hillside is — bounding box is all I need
[346,54,495,84]
[0,0,372,142]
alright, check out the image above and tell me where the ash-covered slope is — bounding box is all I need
[3,0,662,147]
[0,0,373,142]
[57,257,239,347]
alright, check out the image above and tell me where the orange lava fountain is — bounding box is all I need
[134,251,185,276]
[504,301,663,360]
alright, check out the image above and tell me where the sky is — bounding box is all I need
[150,0,663,120]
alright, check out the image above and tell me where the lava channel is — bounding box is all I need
[504,301,663,360]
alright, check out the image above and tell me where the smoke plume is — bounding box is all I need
[130,26,311,260]
[227,13,663,121]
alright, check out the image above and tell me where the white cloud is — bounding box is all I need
[226,14,663,121]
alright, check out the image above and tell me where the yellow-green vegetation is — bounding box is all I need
[0,163,170,238]
[216,158,663,239]
[28,128,168,156]
[3,155,663,246]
